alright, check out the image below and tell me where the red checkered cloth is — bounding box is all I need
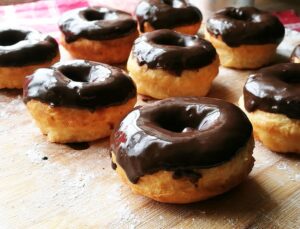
[273,10,300,32]
[0,0,138,40]
[0,0,298,41]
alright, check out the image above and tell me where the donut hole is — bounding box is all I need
[162,0,185,8]
[153,106,220,133]
[279,71,300,84]
[0,30,27,46]
[153,35,186,47]
[83,9,106,21]
[58,65,91,82]
[82,8,118,21]
[57,63,112,83]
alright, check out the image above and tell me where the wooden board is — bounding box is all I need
[0,30,299,229]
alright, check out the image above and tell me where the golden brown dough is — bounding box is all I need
[0,54,60,89]
[239,96,300,154]
[26,98,136,143]
[140,21,201,35]
[112,138,254,204]
[61,32,138,64]
[205,31,277,69]
[127,54,219,99]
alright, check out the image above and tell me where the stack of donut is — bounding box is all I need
[1,0,297,204]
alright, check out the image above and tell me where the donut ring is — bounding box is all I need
[239,63,300,153]
[135,0,202,35]
[291,44,300,63]
[59,7,138,64]
[127,29,219,99]
[111,97,254,203]
[205,7,285,69]
[0,27,59,89]
[23,60,137,143]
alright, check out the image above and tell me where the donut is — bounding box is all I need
[239,63,300,154]
[135,0,202,35]
[58,7,138,64]
[0,27,59,89]
[23,60,137,143]
[127,29,219,99]
[205,7,285,69]
[111,97,254,203]
[290,44,300,63]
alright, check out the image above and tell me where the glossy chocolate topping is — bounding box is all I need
[135,0,202,32]
[23,60,137,110]
[0,27,58,67]
[243,63,300,119]
[59,7,137,43]
[291,44,300,63]
[111,97,253,183]
[132,29,217,75]
[207,7,285,47]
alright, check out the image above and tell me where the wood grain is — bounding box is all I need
[0,31,299,228]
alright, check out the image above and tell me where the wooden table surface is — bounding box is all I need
[0,29,300,228]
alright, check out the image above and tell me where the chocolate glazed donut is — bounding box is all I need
[111,97,253,183]
[24,60,137,143]
[58,7,137,43]
[243,63,300,119]
[0,27,58,66]
[24,60,137,110]
[206,7,285,47]
[132,29,217,75]
[135,0,202,33]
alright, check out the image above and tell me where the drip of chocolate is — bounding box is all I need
[111,97,253,183]
[59,7,137,43]
[111,162,117,170]
[243,63,300,119]
[66,142,90,150]
[206,7,285,47]
[23,60,137,110]
[135,0,202,32]
[132,29,217,75]
[172,169,202,185]
[0,27,58,67]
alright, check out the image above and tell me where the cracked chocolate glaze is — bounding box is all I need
[243,63,300,119]
[0,27,58,67]
[23,60,137,110]
[111,97,253,183]
[291,44,300,63]
[59,7,137,43]
[206,7,285,47]
[132,29,217,75]
[135,0,202,32]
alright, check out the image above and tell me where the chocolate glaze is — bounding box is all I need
[172,169,201,185]
[111,161,117,170]
[111,97,253,183]
[23,60,137,110]
[207,7,285,47]
[59,7,137,43]
[244,63,300,119]
[135,0,202,32]
[66,142,90,150]
[0,27,58,67]
[132,29,217,75]
[291,44,300,62]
